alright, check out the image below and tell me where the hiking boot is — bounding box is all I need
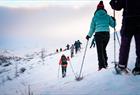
[98,67,102,71]
[62,74,65,78]
[132,67,140,75]
[62,72,66,78]
[98,65,107,71]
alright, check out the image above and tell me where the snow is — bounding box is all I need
[0,33,140,95]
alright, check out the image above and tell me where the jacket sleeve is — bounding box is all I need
[59,59,62,65]
[110,0,124,11]
[88,17,95,37]
[109,16,116,28]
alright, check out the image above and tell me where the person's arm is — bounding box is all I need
[109,16,116,28]
[110,0,123,11]
[59,59,62,65]
[86,17,96,40]
[88,17,96,37]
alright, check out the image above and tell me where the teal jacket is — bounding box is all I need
[88,9,116,37]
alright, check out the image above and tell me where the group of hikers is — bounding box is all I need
[70,40,82,58]
[58,40,82,78]
[59,0,140,78]
[56,40,82,57]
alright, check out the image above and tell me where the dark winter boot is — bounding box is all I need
[98,67,102,71]
[62,71,66,78]
[132,67,140,75]
[132,58,140,75]
[98,65,107,71]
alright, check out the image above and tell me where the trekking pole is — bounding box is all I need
[57,65,60,78]
[115,32,120,46]
[113,10,118,67]
[76,40,89,81]
[69,60,78,78]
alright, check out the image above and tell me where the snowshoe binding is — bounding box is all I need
[114,65,130,75]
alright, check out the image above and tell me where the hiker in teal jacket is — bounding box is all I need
[86,1,116,71]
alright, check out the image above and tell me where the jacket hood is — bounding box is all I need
[95,9,107,17]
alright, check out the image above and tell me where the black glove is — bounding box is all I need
[86,35,90,40]
[111,16,116,21]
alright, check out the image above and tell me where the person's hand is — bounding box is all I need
[86,35,90,40]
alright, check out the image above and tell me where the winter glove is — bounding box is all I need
[111,16,116,21]
[86,35,90,40]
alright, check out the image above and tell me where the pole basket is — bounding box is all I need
[75,76,83,81]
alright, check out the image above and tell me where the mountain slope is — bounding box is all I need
[0,34,140,95]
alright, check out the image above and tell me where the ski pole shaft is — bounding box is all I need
[57,65,60,78]
[113,10,117,65]
[115,32,120,46]
[69,60,77,78]
[78,40,89,78]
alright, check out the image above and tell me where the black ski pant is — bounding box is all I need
[119,26,140,69]
[62,66,67,75]
[94,32,110,69]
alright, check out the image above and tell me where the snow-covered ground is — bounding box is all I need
[0,33,140,95]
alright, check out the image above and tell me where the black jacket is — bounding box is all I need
[110,0,140,27]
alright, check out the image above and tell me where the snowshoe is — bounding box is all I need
[114,66,130,75]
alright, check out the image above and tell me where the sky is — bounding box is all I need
[0,0,122,53]
[0,0,100,8]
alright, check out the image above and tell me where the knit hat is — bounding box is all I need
[97,1,104,9]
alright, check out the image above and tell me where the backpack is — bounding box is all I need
[61,55,67,64]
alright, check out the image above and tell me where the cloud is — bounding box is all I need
[0,0,97,8]
[0,0,122,50]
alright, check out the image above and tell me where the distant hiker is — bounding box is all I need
[110,0,140,75]
[56,49,59,53]
[74,41,78,54]
[66,44,70,50]
[59,54,70,78]
[60,48,62,52]
[77,40,82,51]
[86,1,116,71]
[70,44,75,58]
[90,37,95,48]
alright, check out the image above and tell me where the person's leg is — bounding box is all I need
[95,33,105,70]
[62,66,65,77]
[64,67,66,73]
[103,33,110,67]
[118,34,133,69]
[71,51,73,58]
[62,66,66,77]
[132,32,140,74]
[135,33,140,68]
